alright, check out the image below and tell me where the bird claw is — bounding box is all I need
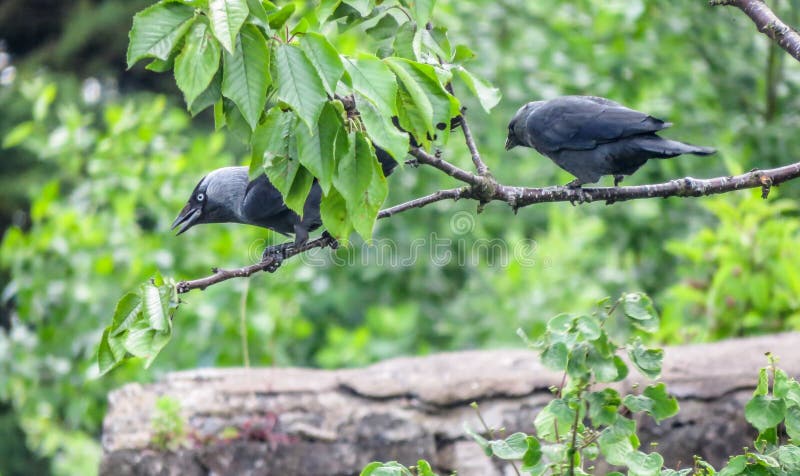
[321,230,339,250]
[568,187,592,206]
[261,242,294,273]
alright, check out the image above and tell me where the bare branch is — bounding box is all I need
[378,187,470,218]
[711,0,800,63]
[408,148,484,186]
[459,109,490,175]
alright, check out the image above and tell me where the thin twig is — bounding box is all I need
[711,0,800,63]
[409,148,484,186]
[459,109,490,175]
[378,187,470,218]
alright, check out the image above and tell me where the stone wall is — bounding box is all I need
[100,333,800,475]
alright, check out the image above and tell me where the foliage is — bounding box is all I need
[364,295,800,476]
[150,396,186,451]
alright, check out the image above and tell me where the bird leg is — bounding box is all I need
[613,175,625,187]
[321,230,339,250]
[565,179,592,206]
[261,241,295,273]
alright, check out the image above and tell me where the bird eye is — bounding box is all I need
[196,193,205,202]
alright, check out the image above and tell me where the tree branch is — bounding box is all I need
[459,109,490,175]
[711,0,800,63]
[409,147,484,186]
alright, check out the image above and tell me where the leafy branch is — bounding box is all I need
[710,0,800,63]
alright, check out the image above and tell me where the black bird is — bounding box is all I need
[505,96,715,187]
[171,147,398,263]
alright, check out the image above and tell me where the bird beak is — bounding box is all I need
[504,136,517,151]
[171,203,202,235]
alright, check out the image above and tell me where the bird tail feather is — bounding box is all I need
[639,137,716,158]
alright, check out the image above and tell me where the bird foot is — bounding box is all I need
[567,187,592,206]
[613,175,624,187]
[565,179,584,189]
[321,230,339,250]
[261,241,294,273]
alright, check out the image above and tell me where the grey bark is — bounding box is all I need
[101,332,800,475]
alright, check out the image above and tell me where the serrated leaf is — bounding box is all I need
[110,292,142,336]
[98,328,123,375]
[334,131,373,206]
[274,44,327,130]
[189,69,222,116]
[317,0,342,23]
[541,341,568,371]
[786,406,800,440]
[366,13,400,40]
[521,436,542,470]
[175,21,222,105]
[455,67,501,113]
[343,55,398,118]
[415,460,436,476]
[296,102,342,194]
[146,56,175,72]
[142,283,169,332]
[623,292,659,332]
[300,32,344,96]
[208,0,249,54]
[264,154,300,207]
[745,395,786,432]
[222,24,270,130]
[284,166,315,216]
[392,21,418,60]
[127,2,195,68]
[320,187,351,242]
[355,92,408,163]
[400,0,434,26]
[251,107,295,172]
[246,0,270,30]
[348,140,388,240]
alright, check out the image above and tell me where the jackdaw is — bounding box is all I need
[171,147,398,263]
[505,95,715,187]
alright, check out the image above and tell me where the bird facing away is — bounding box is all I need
[505,95,715,187]
[171,147,398,250]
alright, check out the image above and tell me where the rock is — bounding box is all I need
[101,332,800,475]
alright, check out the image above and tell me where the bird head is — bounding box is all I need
[505,101,544,150]
[171,167,249,234]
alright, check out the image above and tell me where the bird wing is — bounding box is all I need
[241,174,295,230]
[526,96,671,153]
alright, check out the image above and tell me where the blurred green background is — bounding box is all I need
[3,0,800,474]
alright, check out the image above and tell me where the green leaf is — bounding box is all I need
[268,3,295,29]
[320,187,352,242]
[366,13,400,40]
[622,292,659,332]
[534,398,575,442]
[587,388,621,427]
[317,0,342,23]
[274,44,327,130]
[355,92,408,163]
[189,69,222,116]
[776,445,800,471]
[453,44,475,63]
[587,346,620,382]
[745,395,786,432]
[785,405,800,440]
[598,417,639,466]
[98,329,123,376]
[208,0,249,54]
[400,0,434,26]
[142,282,170,332]
[541,341,568,371]
[343,55,398,118]
[464,424,491,456]
[127,2,195,68]
[3,121,35,148]
[755,367,769,396]
[392,21,417,60]
[300,32,344,96]
[489,432,529,460]
[264,154,300,208]
[455,67,501,113]
[284,166,315,216]
[385,57,458,146]
[521,436,542,470]
[346,135,388,241]
[622,384,678,423]
[145,57,175,72]
[415,460,437,476]
[245,0,270,30]
[110,292,142,336]
[334,131,373,206]
[175,21,222,105]
[628,339,663,379]
[627,450,664,476]
[251,106,295,172]
[343,0,373,16]
[296,102,342,195]
[222,24,270,130]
